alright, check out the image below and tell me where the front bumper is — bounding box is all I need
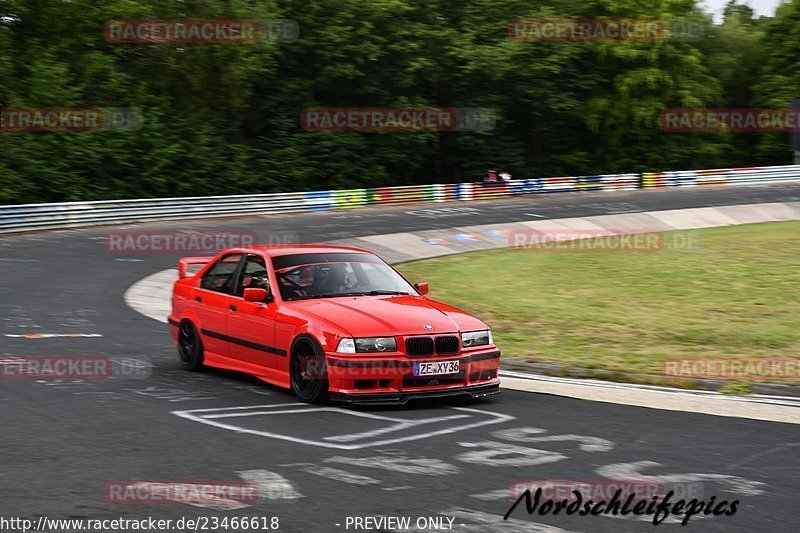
[330,381,500,406]
[325,348,501,404]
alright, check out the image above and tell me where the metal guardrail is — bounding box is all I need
[1,165,798,234]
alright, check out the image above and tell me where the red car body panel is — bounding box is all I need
[168,245,501,404]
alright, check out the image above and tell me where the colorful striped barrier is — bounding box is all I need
[1,165,798,234]
[642,172,665,188]
[600,173,640,190]
[697,169,727,185]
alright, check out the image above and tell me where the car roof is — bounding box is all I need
[231,244,376,257]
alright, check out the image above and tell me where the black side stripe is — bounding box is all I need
[168,318,181,327]
[201,328,287,357]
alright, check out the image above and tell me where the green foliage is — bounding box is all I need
[397,222,800,381]
[0,0,796,203]
[719,381,752,395]
[752,0,800,163]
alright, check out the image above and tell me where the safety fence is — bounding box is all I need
[1,165,798,234]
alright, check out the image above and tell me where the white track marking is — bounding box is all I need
[726,443,800,469]
[324,414,471,442]
[596,461,767,496]
[199,407,431,423]
[501,370,800,407]
[32,379,87,388]
[126,386,215,402]
[172,402,302,413]
[470,489,511,501]
[236,470,303,500]
[124,268,175,323]
[281,463,380,485]
[172,405,514,450]
[201,408,333,419]
[492,427,615,452]
[456,441,567,467]
[229,384,276,396]
[325,453,460,475]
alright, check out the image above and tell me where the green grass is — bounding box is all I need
[398,222,800,384]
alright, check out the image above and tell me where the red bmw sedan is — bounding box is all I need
[168,245,501,405]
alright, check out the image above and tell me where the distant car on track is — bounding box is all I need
[168,245,500,404]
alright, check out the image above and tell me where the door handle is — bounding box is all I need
[195,296,203,302]
[229,304,238,311]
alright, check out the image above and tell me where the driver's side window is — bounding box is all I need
[200,254,242,293]
[235,255,269,297]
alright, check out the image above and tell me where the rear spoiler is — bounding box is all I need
[178,257,213,279]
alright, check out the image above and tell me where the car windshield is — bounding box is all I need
[272,252,417,301]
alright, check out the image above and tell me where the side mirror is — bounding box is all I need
[415,282,429,295]
[244,287,269,303]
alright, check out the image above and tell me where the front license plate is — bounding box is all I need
[413,360,460,377]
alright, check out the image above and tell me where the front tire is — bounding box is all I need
[178,320,204,371]
[290,337,329,403]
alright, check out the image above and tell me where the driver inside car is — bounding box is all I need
[311,264,349,295]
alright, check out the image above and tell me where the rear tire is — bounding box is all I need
[290,337,329,404]
[178,320,205,371]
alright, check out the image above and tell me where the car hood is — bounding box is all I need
[291,295,488,337]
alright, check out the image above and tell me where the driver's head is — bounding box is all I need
[328,264,347,287]
[250,272,268,289]
[316,264,347,292]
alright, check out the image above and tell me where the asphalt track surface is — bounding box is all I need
[2,185,800,533]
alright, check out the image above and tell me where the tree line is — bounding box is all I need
[0,0,798,204]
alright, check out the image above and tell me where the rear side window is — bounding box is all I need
[200,254,242,294]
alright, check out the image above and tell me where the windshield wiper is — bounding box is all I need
[338,290,409,296]
[284,294,338,301]
[286,290,409,301]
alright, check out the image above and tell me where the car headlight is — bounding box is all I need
[336,338,356,353]
[461,330,492,347]
[355,337,397,353]
[336,337,397,353]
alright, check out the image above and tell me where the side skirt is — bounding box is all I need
[203,351,291,390]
